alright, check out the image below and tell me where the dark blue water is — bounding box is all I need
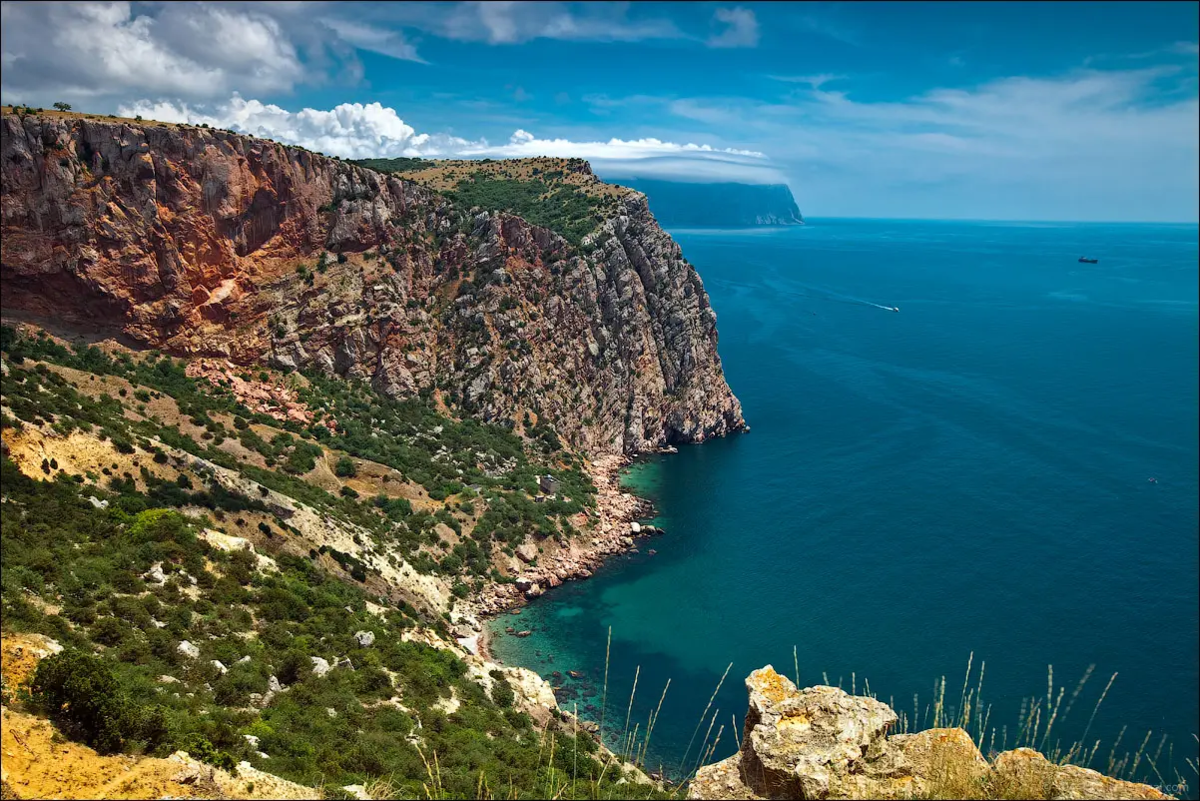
[490,220,1199,787]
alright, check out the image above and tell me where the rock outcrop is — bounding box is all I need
[689,666,1173,801]
[0,112,744,455]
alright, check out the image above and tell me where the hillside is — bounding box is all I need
[0,324,668,799]
[606,179,804,227]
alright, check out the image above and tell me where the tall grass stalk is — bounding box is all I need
[638,679,672,768]
[620,665,641,760]
[677,662,732,776]
[1079,671,1117,766]
[691,708,721,778]
[957,652,974,729]
[1105,724,1128,775]
[599,626,611,741]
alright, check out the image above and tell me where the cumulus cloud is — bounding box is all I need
[0,1,304,102]
[708,7,759,49]
[0,1,441,105]
[115,96,773,178]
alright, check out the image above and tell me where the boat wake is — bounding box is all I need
[710,277,900,313]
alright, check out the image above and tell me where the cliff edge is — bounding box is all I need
[0,110,743,455]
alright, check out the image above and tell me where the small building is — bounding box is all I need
[539,474,560,494]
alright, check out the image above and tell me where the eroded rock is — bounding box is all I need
[689,667,1173,801]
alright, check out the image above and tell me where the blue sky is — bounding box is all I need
[2,1,1197,221]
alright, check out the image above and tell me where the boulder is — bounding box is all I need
[310,656,331,677]
[525,583,545,599]
[516,542,538,563]
[630,521,641,534]
[515,576,534,592]
[177,640,200,660]
[144,562,166,584]
[991,748,1171,800]
[210,660,228,675]
[354,630,376,647]
[267,675,283,692]
[689,666,1172,801]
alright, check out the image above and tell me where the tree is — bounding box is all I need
[53,102,72,112]
[334,455,358,478]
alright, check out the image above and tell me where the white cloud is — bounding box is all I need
[708,7,759,49]
[0,1,304,102]
[402,1,684,45]
[115,96,772,180]
[767,73,847,89]
[0,1,441,105]
[670,65,1199,220]
[464,130,765,160]
[319,17,424,63]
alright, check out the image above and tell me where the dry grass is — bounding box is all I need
[400,157,631,200]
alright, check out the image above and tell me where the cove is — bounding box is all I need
[488,219,1200,784]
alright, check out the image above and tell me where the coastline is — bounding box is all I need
[471,449,669,663]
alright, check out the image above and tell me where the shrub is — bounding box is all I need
[29,650,168,754]
[489,669,514,707]
[334,456,357,478]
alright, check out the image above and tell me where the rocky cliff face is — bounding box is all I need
[0,112,744,455]
[690,667,1173,801]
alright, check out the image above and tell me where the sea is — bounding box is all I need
[488,219,1200,789]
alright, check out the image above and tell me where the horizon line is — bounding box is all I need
[785,216,1200,225]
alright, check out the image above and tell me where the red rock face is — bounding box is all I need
[1,113,744,455]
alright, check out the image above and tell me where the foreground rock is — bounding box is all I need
[689,666,1173,801]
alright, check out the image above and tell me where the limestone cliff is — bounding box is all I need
[689,667,1173,801]
[0,111,744,455]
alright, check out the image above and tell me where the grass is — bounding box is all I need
[573,639,1194,800]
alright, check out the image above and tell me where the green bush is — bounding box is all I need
[334,456,357,478]
[30,650,169,754]
[489,669,514,707]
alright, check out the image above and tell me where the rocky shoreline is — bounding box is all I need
[469,450,672,662]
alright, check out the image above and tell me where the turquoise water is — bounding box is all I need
[490,220,1199,786]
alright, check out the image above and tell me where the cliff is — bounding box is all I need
[605,179,804,227]
[689,667,1173,801]
[0,111,743,455]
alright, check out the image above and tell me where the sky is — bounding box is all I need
[1,1,1197,222]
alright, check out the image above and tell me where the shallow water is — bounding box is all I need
[490,219,1199,786]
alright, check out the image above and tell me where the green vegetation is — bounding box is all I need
[1,327,594,584]
[0,324,675,796]
[444,174,607,246]
[351,157,429,174]
[0,456,664,798]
